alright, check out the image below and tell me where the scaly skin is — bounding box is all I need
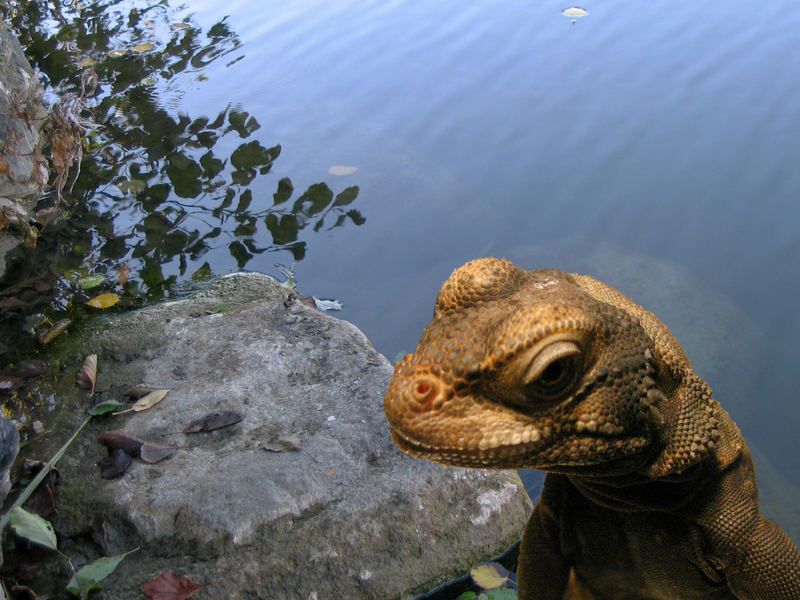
[383,257,800,600]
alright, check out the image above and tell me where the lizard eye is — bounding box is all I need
[523,344,583,401]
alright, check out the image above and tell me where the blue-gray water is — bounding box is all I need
[17,0,800,537]
[175,0,800,485]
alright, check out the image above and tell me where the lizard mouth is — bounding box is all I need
[388,422,551,469]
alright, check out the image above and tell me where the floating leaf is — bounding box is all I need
[328,165,358,176]
[130,42,154,53]
[182,411,242,433]
[8,506,57,550]
[562,7,588,17]
[76,354,98,393]
[77,275,106,290]
[89,400,123,416]
[39,318,71,344]
[87,292,120,309]
[170,22,191,30]
[470,562,512,591]
[313,297,343,311]
[116,263,131,286]
[67,549,137,596]
[76,58,96,67]
[141,570,205,600]
[107,48,128,57]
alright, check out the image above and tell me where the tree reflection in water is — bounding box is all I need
[1,0,365,323]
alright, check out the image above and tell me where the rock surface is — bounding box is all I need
[49,273,531,599]
[0,21,48,276]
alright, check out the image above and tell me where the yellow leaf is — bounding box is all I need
[130,42,154,53]
[87,292,119,309]
[76,58,96,67]
[132,389,169,411]
[470,562,511,591]
[107,49,127,57]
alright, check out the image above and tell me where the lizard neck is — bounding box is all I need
[568,460,713,513]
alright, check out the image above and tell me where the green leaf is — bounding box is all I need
[455,593,477,600]
[66,551,134,596]
[89,400,124,416]
[332,186,359,207]
[77,275,106,290]
[486,589,517,600]
[8,507,57,550]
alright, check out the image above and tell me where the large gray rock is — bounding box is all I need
[51,273,530,599]
[0,21,48,275]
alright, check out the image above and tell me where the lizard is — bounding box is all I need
[383,257,800,600]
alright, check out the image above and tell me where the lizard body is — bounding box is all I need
[383,257,800,600]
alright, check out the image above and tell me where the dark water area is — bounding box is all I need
[2,0,799,549]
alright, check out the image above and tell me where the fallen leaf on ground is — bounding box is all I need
[0,375,21,392]
[89,516,111,555]
[139,442,175,464]
[141,570,205,600]
[87,292,120,309]
[131,388,169,411]
[8,506,57,550]
[98,429,145,456]
[115,389,169,414]
[89,399,124,416]
[261,435,301,453]
[14,359,48,378]
[39,318,71,344]
[76,354,98,393]
[123,384,162,399]
[182,411,242,433]
[312,297,343,311]
[67,549,138,597]
[99,447,131,479]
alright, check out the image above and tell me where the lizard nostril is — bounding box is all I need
[409,377,442,410]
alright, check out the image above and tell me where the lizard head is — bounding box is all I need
[384,257,720,477]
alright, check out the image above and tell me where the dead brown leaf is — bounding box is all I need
[76,354,98,393]
[14,359,48,378]
[89,516,111,555]
[98,429,144,457]
[139,442,175,464]
[39,318,71,344]
[116,263,131,286]
[123,384,160,399]
[182,411,242,433]
[99,447,131,479]
[141,570,205,600]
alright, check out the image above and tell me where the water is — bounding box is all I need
[4,0,800,538]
